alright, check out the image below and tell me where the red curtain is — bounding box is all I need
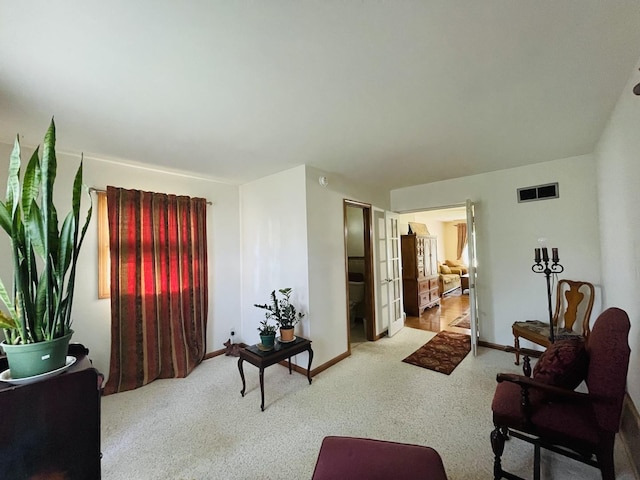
[104,187,208,395]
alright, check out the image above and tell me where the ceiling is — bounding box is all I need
[1,2,639,191]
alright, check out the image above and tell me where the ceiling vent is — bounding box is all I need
[517,182,559,203]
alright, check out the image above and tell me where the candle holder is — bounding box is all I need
[532,247,564,343]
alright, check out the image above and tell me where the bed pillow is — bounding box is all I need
[532,338,588,390]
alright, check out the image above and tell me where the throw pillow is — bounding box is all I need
[532,338,588,390]
[440,265,452,274]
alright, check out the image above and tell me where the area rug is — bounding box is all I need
[448,311,470,329]
[402,331,471,375]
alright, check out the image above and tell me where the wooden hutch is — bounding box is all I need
[401,234,440,316]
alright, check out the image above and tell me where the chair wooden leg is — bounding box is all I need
[596,441,615,480]
[491,426,507,480]
[514,335,520,365]
[523,355,532,378]
[533,443,541,480]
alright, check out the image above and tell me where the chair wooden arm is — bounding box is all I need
[497,372,591,425]
[496,373,590,401]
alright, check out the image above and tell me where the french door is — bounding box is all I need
[466,199,479,355]
[375,210,404,337]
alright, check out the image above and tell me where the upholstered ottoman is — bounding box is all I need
[312,436,448,479]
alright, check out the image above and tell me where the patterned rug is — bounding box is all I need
[448,311,470,329]
[402,331,471,375]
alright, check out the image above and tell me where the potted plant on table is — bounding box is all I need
[254,287,304,342]
[0,119,92,379]
[257,319,277,351]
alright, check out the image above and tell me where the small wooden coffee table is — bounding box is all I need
[238,336,313,411]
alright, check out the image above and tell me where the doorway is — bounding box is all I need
[344,200,375,350]
[398,206,471,334]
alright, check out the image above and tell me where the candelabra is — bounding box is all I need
[532,247,564,343]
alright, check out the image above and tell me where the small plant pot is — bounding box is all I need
[279,326,295,342]
[260,334,276,350]
[1,331,73,379]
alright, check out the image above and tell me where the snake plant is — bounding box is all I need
[0,119,92,344]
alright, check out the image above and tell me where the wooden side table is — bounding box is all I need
[238,336,313,411]
[0,344,103,479]
[461,274,469,292]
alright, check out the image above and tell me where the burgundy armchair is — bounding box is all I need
[312,436,448,480]
[491,307,631,480]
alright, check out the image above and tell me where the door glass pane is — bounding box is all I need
[393,300,401,320]
[390,238,398,257]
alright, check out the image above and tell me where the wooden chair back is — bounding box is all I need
[553,279,595,338]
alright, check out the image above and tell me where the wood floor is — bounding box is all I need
[405,288,470,334]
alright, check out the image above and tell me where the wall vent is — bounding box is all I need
[517,182,559,203]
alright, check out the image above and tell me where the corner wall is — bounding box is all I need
[239,166,310,353]
[595,56,640,407]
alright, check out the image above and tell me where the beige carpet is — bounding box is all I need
[100,327,636,479]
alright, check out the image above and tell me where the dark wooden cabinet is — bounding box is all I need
[402,234,440,316]
[0,344,102,480]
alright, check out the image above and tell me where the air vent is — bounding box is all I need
[517,182,559,203]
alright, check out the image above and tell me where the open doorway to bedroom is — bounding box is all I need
[398,207,471,335]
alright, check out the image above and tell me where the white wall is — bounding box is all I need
[239,166,310,354]
[391,154,602,348]
[0,141,242,379]
[595,56,640,407]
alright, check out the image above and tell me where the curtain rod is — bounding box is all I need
[89,187,213,205]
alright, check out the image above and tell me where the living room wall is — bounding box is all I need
[390,153,603,349]
[0,140,242,379]
[239,165,310,352]
[595,55,640,407]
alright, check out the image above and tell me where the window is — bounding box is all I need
[97,191,110,299]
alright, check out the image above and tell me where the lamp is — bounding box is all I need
[532,247,564,343]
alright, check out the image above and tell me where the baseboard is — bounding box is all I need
[203,342,249,360]
[620,393,640,478]
[478,340,542,359]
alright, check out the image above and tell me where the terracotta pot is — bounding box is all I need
[279,326,295,342]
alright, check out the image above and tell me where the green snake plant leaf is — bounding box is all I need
[6,136,21,219]
[0,277,16,321]
[63,159,92,327]
[58,212,74,281]
[0,309,17,330]
[0,119,92,344]
[27,201,45,259]
[0,201,12,235]
[21,148,41,226]
[40,119,60,340]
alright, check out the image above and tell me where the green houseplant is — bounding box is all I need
[0,119,92,378]
[257,319,277,350]
[254,288,304,342]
